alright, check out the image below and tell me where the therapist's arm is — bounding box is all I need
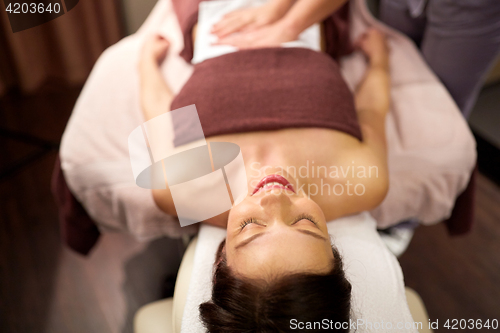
[281,0,348,37]
[212,0,295,38]
[216,0,348,48]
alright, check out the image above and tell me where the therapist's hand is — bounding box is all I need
[214,20,298,49]
[211,0,294,38]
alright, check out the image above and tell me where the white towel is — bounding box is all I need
[181,212,417,333]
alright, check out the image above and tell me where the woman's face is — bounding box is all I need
[225,169,334,279]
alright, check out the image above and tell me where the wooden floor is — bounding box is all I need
[399,172,500,329]
[1,85,499,332]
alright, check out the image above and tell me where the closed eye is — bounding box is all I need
[239,213,318,231]
[235,223,328,249]
[239,218,264,230]
[292,213,318,226]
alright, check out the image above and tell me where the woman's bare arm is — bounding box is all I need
[344,29,391,212]
[139,35,174,121]
[355,29,390,159]
[138,35,177,215]
[139,35,229,228]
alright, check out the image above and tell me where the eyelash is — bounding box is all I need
[239,218,258,230]
[295,214,318,226]
[239,214,317,230]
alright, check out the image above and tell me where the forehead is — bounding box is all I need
[228,231,333,278]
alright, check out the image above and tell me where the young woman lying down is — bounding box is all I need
[139,0,390,331]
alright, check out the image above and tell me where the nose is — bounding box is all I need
[258,190,293,224]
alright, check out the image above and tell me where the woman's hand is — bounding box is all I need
[139,34,170,69]
[354,28,389,70]
[214,19,299,49]
[211,0,294,38]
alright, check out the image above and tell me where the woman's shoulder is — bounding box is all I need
[315,141,389,220]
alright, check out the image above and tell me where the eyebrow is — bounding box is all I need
[235,229,328,250]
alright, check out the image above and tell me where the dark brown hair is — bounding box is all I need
[199,239,352,332]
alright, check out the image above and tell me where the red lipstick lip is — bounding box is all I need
[252,174,295,195]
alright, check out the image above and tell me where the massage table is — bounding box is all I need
[134,224,433,333]
[154,213,428,332]
[58,0,476,331]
